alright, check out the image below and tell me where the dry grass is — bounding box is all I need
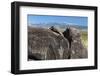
[81,31,88,48]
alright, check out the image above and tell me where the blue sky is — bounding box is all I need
[28,15,88,26]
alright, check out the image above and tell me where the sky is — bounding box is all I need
[28,15,88,26]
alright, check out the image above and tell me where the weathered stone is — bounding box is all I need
[28,26,88,60]
[28,27,70,60]
[63,27,88,59]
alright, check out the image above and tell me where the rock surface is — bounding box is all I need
[63,27,88,59]
[28,27,70,60]
[28,26,88,60]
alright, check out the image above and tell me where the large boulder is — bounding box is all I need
[28,27,70,60]
[63,27,88,59]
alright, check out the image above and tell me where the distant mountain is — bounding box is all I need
[29,23,87,30]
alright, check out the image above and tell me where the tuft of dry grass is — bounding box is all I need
[81,31,88,48]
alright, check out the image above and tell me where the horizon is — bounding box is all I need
[28,15,88,27]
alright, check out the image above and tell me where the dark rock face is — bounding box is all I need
[63,27,88,59]
[28,27,70,60]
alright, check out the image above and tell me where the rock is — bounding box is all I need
[28,27,70,60]
[63,27,88,59]
[49,26,63,36]
[28,26,88,60]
